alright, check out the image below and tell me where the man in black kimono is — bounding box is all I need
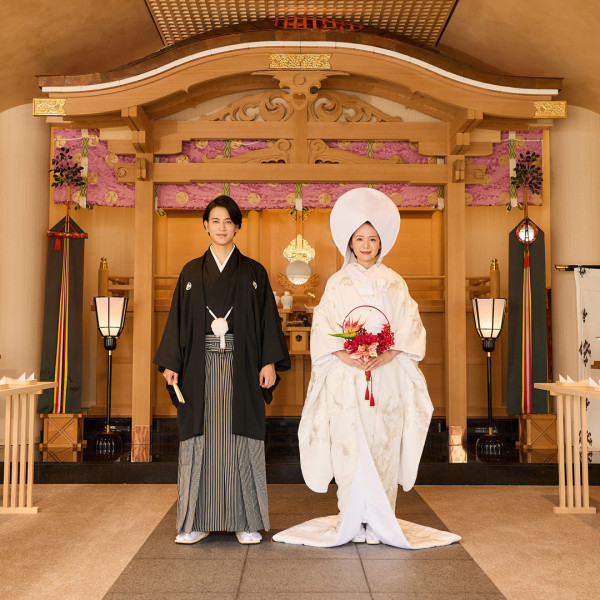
[154,195,290,544]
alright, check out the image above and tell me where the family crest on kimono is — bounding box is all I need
[274,187,460,549]
[154,195,290,545]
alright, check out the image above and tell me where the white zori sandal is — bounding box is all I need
[175,531,209,544]
[365,525,381,545]
[352,525,366,543]
[352,524,381,545]
[235,531,262,544]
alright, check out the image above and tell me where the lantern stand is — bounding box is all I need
[94,296,128,457]
[472,297,507,460]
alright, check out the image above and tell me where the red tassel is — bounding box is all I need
[370,389,374,407]
[365,385,370,401]
[55,238,61,251]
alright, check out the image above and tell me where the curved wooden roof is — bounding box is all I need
[38,22,561,94]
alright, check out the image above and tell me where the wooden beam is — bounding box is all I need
[108,140,136,155]
[130,110,154,460]
[131,171,154,462]
[445,154,467,432]
[150,121,449,154]
[448,132,470,155]
[480,117,553,131]
[136,157,148,181]
[121,106,153,153]
[147,74,278,120]
[452,159,465,183]
[308,122,447,142]
[122,106,152,133]
[293,107,309,164]
[470,128,502,144]
[116,162,448,185]
[154,121,295,154]
[118,135,494,160]
[447,109,483,155]
[449,109,483,138]
[418,141,494,157]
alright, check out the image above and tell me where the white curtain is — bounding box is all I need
[574,267,600,458]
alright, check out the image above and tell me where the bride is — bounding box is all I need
[273,188,459,549]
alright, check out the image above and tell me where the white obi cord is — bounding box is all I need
[206,306,233,350]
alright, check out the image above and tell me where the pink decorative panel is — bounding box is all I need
[466,131,543,206]
[51,132,543,210]
[52,128,135,207]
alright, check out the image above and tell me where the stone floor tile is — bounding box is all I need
[104,594,236,600]
[363,559,502,594]
[107,558,244,595]
[239,558,369,593]
[237,594,373,600]
[372,593,505,600]
[355,539,467,560]
[267,484,336,500]
[258,534,359,558]
[136,529,250,559]
[269,511,336,530]
[134,503,251,559]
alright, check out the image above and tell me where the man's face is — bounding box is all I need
[203,206,239,247]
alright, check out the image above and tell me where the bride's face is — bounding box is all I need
[349,222,381,269]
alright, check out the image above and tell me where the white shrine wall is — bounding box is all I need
[0,104,49,443]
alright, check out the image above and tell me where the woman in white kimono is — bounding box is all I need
[274,188,459,549]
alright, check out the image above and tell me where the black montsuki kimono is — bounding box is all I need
[154,247,290,441]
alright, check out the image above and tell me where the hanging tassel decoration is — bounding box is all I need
[365,370,372,403]
[363,371,374,406]
[207,306,233,351]
[210,317,229,350]
[55,238,61,251]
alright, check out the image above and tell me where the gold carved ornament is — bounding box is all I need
[269,53,331,70]
[33,98,66,116]
[283,234,315,264]
[289,207,314,222]
[279,234,318,297]
[533,101,567,119]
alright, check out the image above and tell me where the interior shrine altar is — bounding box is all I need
[34,23,565,461]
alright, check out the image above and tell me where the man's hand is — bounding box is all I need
[259,363,276,388]
[163,368,179,386]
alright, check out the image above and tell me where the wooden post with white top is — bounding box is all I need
[535,381,597,514]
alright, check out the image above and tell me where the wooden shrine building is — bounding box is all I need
[34,19,565,461]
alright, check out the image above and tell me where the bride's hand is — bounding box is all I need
[363,349,401,371]
[333,350,369,371]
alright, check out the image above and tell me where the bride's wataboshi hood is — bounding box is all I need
[330,188,401,266]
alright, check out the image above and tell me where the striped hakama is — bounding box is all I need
[176,334,269,533]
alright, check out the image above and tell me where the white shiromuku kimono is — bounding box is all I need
[273,261,460,549]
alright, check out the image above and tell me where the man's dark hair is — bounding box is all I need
[203,195,243,228]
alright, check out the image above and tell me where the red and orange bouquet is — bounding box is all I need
[330,306,394,406]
